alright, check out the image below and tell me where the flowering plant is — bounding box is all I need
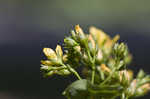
[40,25,150,99]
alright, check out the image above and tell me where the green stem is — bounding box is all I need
[100,68,116,86]
[121,93,125,99]
[73,70,82,80]
[91,66,95,84]
[64,64,82,80]
[121,93,128,99]
[85,42,96,84]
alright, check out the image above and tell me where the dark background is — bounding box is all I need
[0,0,150,99]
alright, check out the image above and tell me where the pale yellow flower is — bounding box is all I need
[89,26,120,55]
[119,70,133,82]
[41,60,53,66]
[56,45,63,57]
[63,54,68,62]
[141,83,150,89]
[75,24,84,35]
[89,26,108,47]
[75,46,81,52]
[130,79,137,95]
[112,35,120,43]
[88,34,96,49]
[100,64,111,73]
[135,83,150,96]
[103,35,120,54]
[43,48,57,59]
[97,49,103,61]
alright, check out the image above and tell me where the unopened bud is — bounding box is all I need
[89,26,107,47]
[136,83,150,96]
[43,48,57,59]
[75,25,86,41]
[119,70,133,82]
[57,69,71,75]
[112,35,120,43]
[88,34,95,49]
[45,71,55,77]
[64,37,78,47]
[130,79,137,95]
[74,46,81,53]
[63,54,68,62]
[75,25,84,35]
[97,49,103,61]
[41,60,53,66]
[100,64,111,73]
[56,45,63,58]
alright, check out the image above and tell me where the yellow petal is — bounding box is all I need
[56,45,63,57]
[43,48,57,59]
[119,70,133,82]
[75,24,84,35]
[141,83,150,89]
[130,79,137,95]
[97,49,103,61]
[112,35,120,43]
[89,26,100,40]
[89,26,108,47]
[100,64,111,72]
[41,60,53,66]
[75,46,81,52]
[104,39,113,49]
[63,54,68,62]
[127,70,133,80]
[88,34,95,49]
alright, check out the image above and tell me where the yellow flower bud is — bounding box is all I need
[56,45,63,57]
[41,60,53,66]
[63,54,68,62]
[119,70,133,82]
[75,25,86,41]
[89,26,107,47]
[135,83,150,96]
[130,79,137,95]
[88,34,95,49]
[83,53,88,60]
[100,64,111,73]
[57,69,71,75]
[75,46,81,52]
[103,35,120,54]
[112,35,120,43]
[97,49,103,61]
[75,24,84,35]
[141,83,150,89]
[43,48,57,59]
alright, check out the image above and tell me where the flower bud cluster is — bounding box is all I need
[40,25,150,99]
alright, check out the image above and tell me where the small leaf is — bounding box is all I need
[62,79,89,99]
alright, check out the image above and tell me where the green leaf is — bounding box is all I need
[62,79,89,99]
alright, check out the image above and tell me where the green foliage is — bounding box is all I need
[63,79,89,99]
[40,25,150,99]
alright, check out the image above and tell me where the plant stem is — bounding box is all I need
[72,69,82,80]
[92,49,96,84]
[85,42,96,84]
[64,64,82,80]
[121,93,128,99]
[91,66,95,84]
[121,93,125,99]
[100,68,116,86]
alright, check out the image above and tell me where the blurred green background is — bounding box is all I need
[0,0,150,99]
